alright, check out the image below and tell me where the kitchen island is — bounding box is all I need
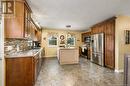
[57,47,79,65]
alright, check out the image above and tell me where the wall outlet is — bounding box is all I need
[5,46,13,51]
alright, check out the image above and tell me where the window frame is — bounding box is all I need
[67,37,76,46]
[47,36,58,47]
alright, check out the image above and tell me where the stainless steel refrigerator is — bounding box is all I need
[91,33,104,66]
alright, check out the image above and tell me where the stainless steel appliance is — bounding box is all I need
[33,41,41,49]
[91,33,104,66]
[84,36,91,43]
[124,54,130,86]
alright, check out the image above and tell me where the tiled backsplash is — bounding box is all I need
[4,39,32,54]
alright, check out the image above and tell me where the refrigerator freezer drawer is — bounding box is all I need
[91,53,104,66]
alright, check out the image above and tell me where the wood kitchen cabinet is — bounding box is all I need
[6,57,34,86]
[29,20,36,40]
[4,0,40,39]
[91,26,103,34]
[5,48,44,86]
[24,4,32,38]
[90,17,116,69]
[104,20,115,69]
[37,30,42,41]
[34,29,42,41]
[34,50,43,81]
[91,27,98,34]
[4,0,32,38]
[82,31,91,42]
[98,25,104,33]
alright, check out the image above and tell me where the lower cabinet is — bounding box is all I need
[34,51,43,81]
[5,49,44,86]
[6,57,34,86]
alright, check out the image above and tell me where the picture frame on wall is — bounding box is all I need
[125,30,130,44]
[60,35,65,44]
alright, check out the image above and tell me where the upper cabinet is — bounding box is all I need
[81,31,91,42]
[24,4,33,38]
[91,25,104,34]
[36,30,42,41]
[34,29,42,41]
[4,1,25,38]
[4,0,41,39]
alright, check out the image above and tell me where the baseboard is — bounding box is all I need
[115,69,124,73]
[44,55,57,58]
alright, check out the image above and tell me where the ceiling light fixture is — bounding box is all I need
[66,25,71,28]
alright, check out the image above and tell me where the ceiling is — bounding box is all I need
[28,0,130,31]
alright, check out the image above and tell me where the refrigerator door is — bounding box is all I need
[91,34,98,53]
[91,34,98,62]
[98,53,104,66]
[91,52,104,66]
[91,33,104,66]
[97,33,104,53]
[91,52,98,64]
[98,33,104,66]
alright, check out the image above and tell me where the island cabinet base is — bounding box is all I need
[57,48,79,65]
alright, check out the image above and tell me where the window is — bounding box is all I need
[67,37,75,46]
[67,34,75,46]
[48,36,58,47]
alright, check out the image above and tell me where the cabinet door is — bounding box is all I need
[6,57,34,86]
[37,31,42,41]
[105,34,115,69]
[98,25,104,33]
[82,33,85,42]
[35,58,39,80]
[5,17,24,38]
[24,18,28,37]
[24,5,32,38]
[104,21,115,69]
[34,30,42,41]
[82,32,91,42]
[30,21,35,39]
[4,2,24,38]
[28,21,31,37]
[91,27,98,34]
[34,53,40,81]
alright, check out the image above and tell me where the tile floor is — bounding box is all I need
[35,57,124,86]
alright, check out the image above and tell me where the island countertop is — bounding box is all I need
[58,47,78,50]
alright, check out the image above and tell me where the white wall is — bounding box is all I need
[0,16,5,86]
[0,18,2,86]
[115,16,130,72]
[42,29,82,57]
[0,60,2,86]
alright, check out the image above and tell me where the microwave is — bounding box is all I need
[84,36,91,43]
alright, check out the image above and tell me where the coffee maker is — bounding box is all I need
[33,41,41,49]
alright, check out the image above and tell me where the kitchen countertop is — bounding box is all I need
[5,48,43,58]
